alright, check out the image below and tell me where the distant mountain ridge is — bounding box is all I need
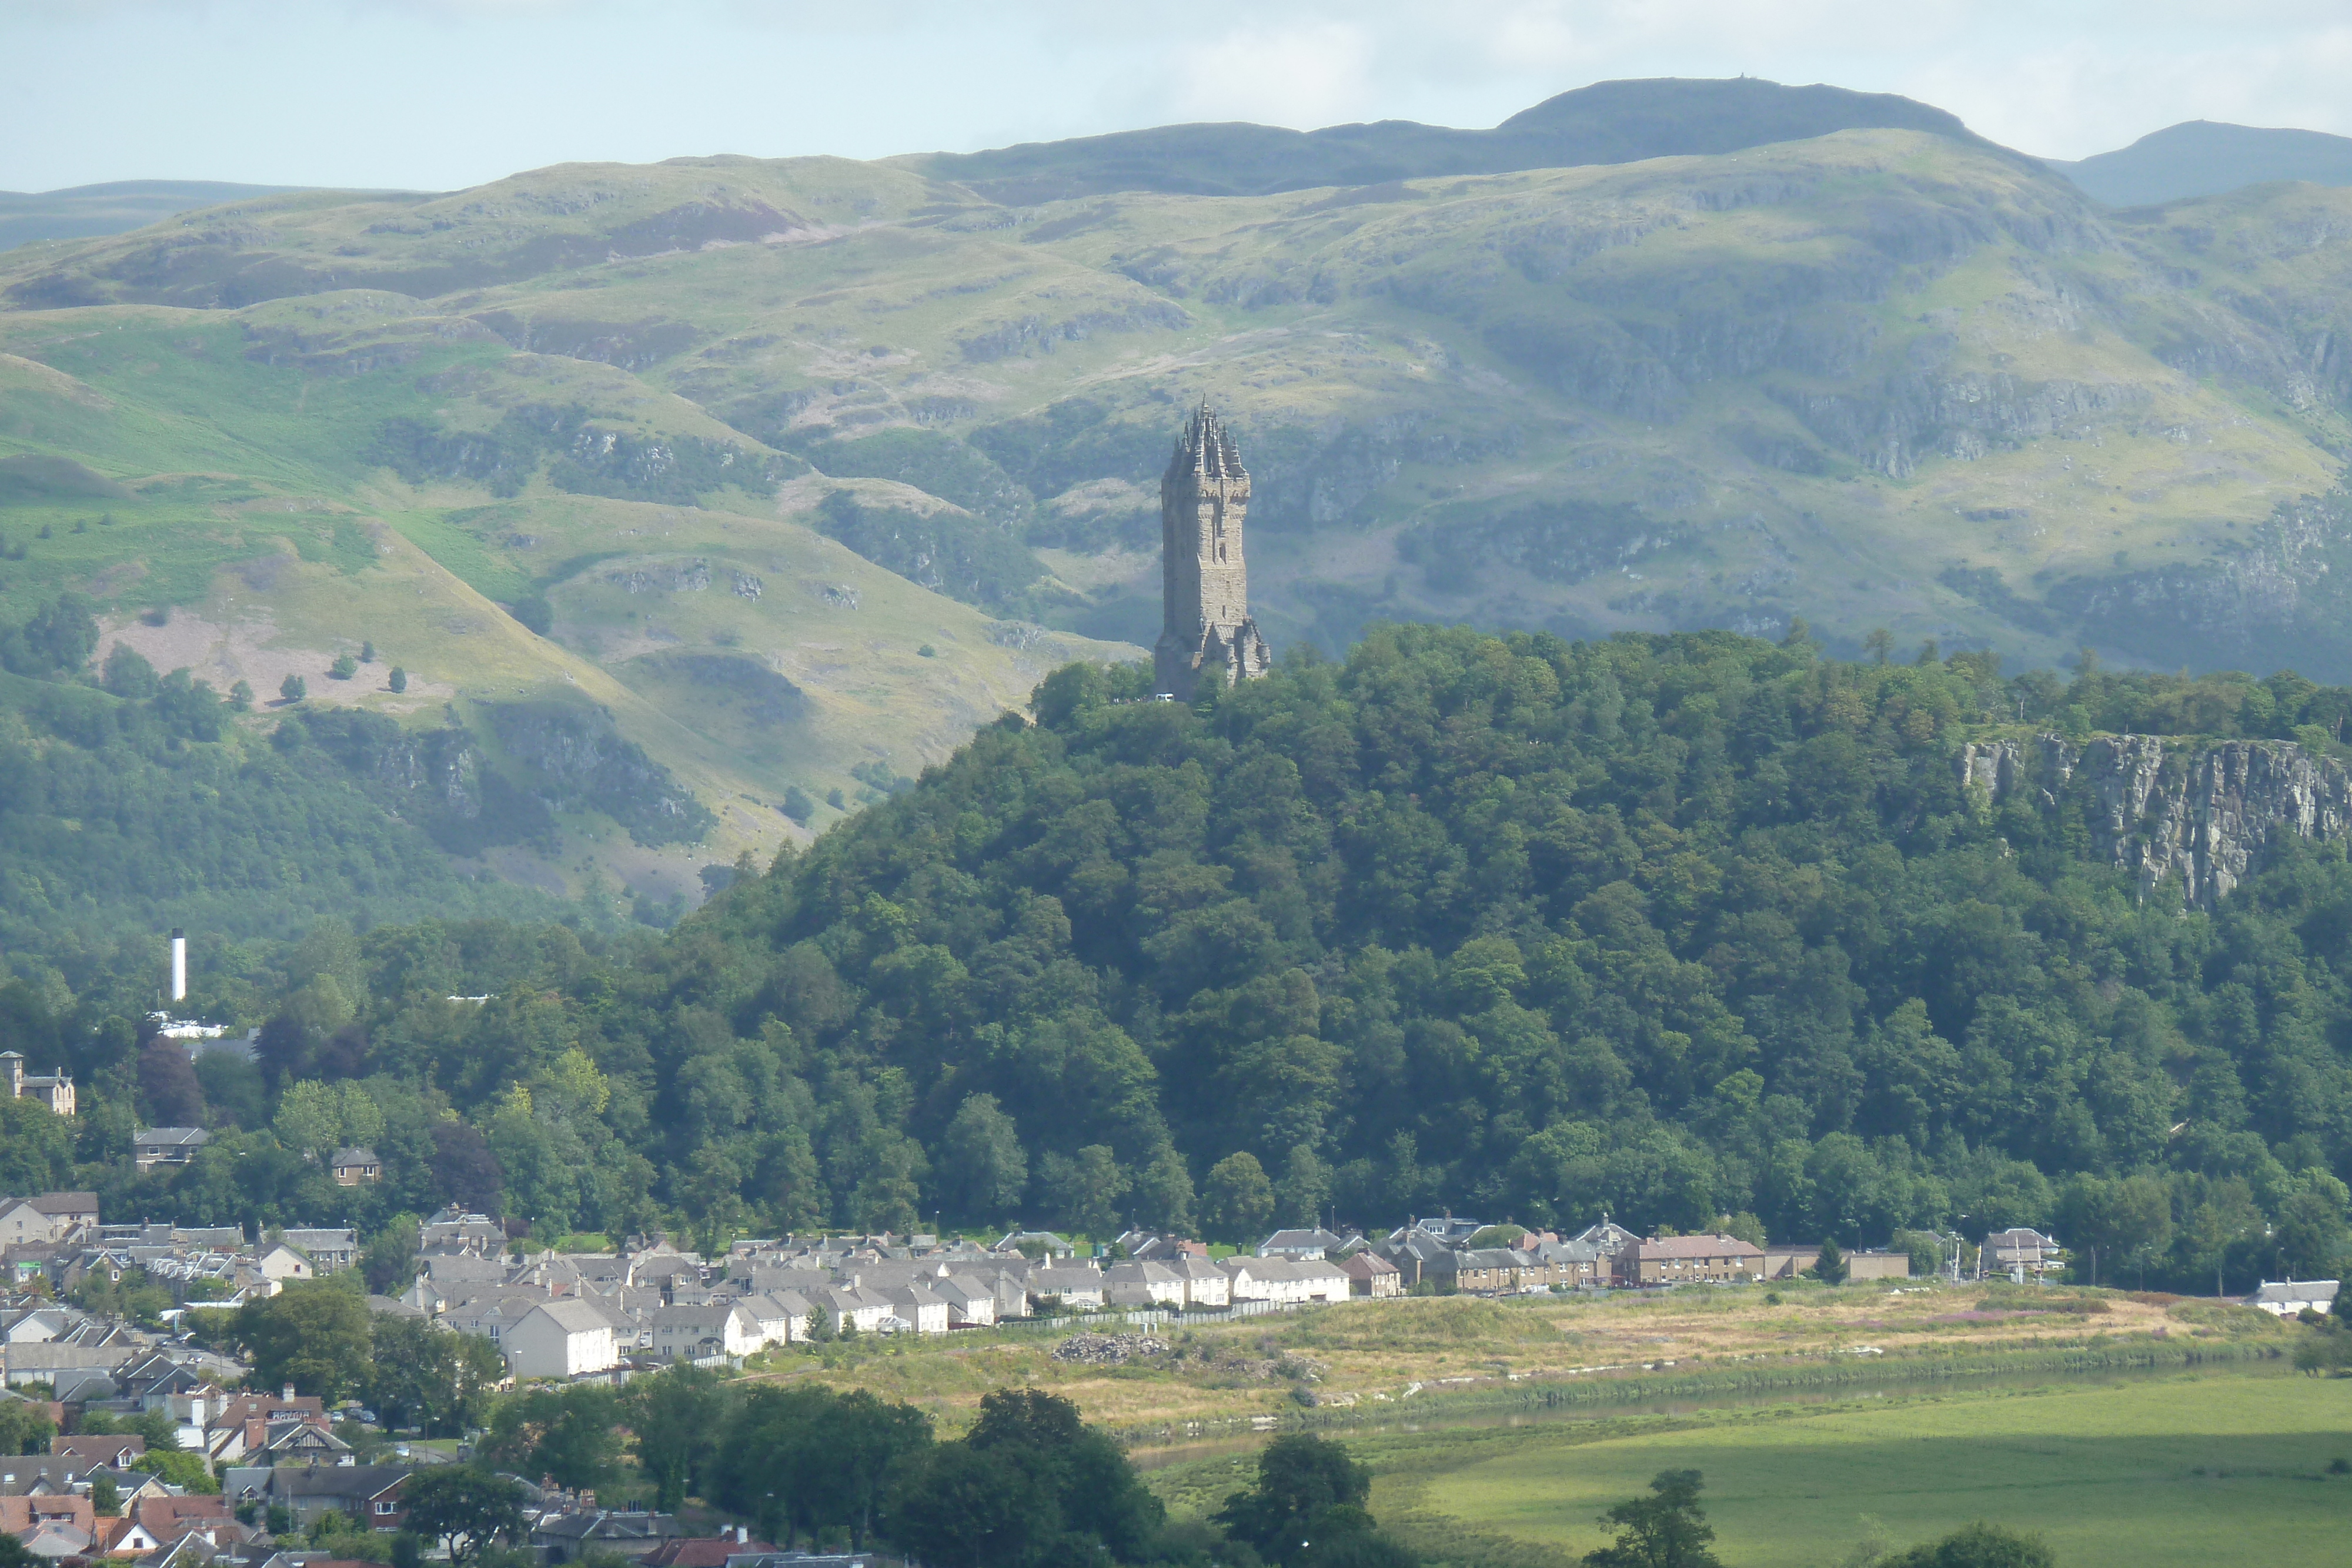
[0,179,311,251]
[2049,121,2352,207]
[906,76,2000,203]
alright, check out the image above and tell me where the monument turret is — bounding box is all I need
[1155,403,1272,698]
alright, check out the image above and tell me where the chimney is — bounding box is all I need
[170,929,188,1004]
[282,1385,295,1402]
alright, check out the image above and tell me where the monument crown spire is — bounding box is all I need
[1155,401,1271,698]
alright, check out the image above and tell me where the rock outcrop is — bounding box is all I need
[1959,733,2352,906]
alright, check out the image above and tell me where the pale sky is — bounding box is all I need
[6,0,2352,193]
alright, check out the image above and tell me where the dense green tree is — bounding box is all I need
[0,1398,54,1456]
[399,1466,523,1563]
[1202,1152,1276,1243]
[1880,1522,2056,1568]
[711,1385,930,1550]
[366,1316,505,1436]
[484,1385,623,1492]
[0,1099,75,1195]
[1583,1470,1722,1568]
[1217,1434,1388,1567]
[1812,1240,1848,1285]
[622,1364,725,1513]
[232,1279,372,1400]
[939,1094,1028,1223]
[883,1443,1047,1568]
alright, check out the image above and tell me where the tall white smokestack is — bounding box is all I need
[170,929,187,1004]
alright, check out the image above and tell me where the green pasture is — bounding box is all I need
[1383,1368,2350,1568]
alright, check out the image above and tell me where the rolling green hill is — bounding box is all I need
[3,78,2350,908]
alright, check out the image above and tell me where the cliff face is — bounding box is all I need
[1960,734,2352,906]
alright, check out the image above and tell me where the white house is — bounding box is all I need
[280,1229,358,1273]
[2247,1280,2340,1316]
[1255,1228,1349,1261]
[1171,1256,1231,1308]
[933,1275,998,1327]
[1103,1261,1186,1308]
[744,1290,812,1346]
[503,1299,619,1379]
[256,1243,315,1289]
[882,1283,951,1335]
[1222,1258,1349,1305]
[807,1283,893,1336]
[648,1302,761,1362]
[131,1127,208,1172]
[1028,1266,1106,1310]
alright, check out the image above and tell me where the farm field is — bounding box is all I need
[1387,1368,2352,1568]
[1138,1365,2350,1568]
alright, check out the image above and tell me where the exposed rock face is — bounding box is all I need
[1959,733,2352,906]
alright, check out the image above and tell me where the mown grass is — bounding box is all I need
[1371,1367,2352,1568]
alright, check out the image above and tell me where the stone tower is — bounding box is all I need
[1155,403,1272,698]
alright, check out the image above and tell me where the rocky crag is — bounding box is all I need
[1961,733,2352,905]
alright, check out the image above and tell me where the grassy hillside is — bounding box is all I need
[4,96,2351,902]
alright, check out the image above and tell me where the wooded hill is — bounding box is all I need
[10,627,2351,1291]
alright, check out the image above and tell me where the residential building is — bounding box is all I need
[329,1148,383,1186]
[1613,1235,1766,1286]
[1255,1228,1349,1261]
[503,1299,620,1379]
[1,1053,74,1119]
[1759,1245,1828,1280]
[1104,1260,1187,1308]
[881,1283,950,1335]
[131,1128,209,1172]
[1432,1248,1535,1295]
[1845,1248,1912,1282]
[49,1433,143,1467]
[420,1206,507,1252]
[1335,1251,1402,1298]
[532,1505,683,1562]
[2247,1280,2340,1316]
[280,1229,359,1273]
[1529,1238,1603,1288]
[1027,1266,1107,1310]
[242,1465,409,1532]
[993,1231,1074,1258]
[1222,1257,1349,1305]
[1568,1219,1641,1258]
[1169,1255,1230,1307]
[806,1284,893,1336]
[642,1534,779,1568]
[256,1243,316,1287]
[931,1275,997,1327]
[0,1195,97,1246]
[1980,1228,2064,1282]
[647,1302,763,1362]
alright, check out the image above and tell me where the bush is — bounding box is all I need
[280,673,308,703]
[330,654,359,680]
[389,667,407,693]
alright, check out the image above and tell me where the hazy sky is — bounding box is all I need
[8,0,2351,192]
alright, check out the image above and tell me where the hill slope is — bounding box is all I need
[907,76,1994,203]
[2054,121,2352,207]
[5,83,2352,910]
[0,180,312,252]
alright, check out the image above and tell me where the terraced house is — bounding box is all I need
[1613,1235,1767,1286]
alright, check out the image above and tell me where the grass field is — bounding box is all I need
[730,1283,2296,1447]
[1359,1368,2352,1568]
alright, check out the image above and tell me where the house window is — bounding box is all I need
[375,1502,399,1516]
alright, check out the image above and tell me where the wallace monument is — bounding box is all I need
[1154,403,1274,699]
